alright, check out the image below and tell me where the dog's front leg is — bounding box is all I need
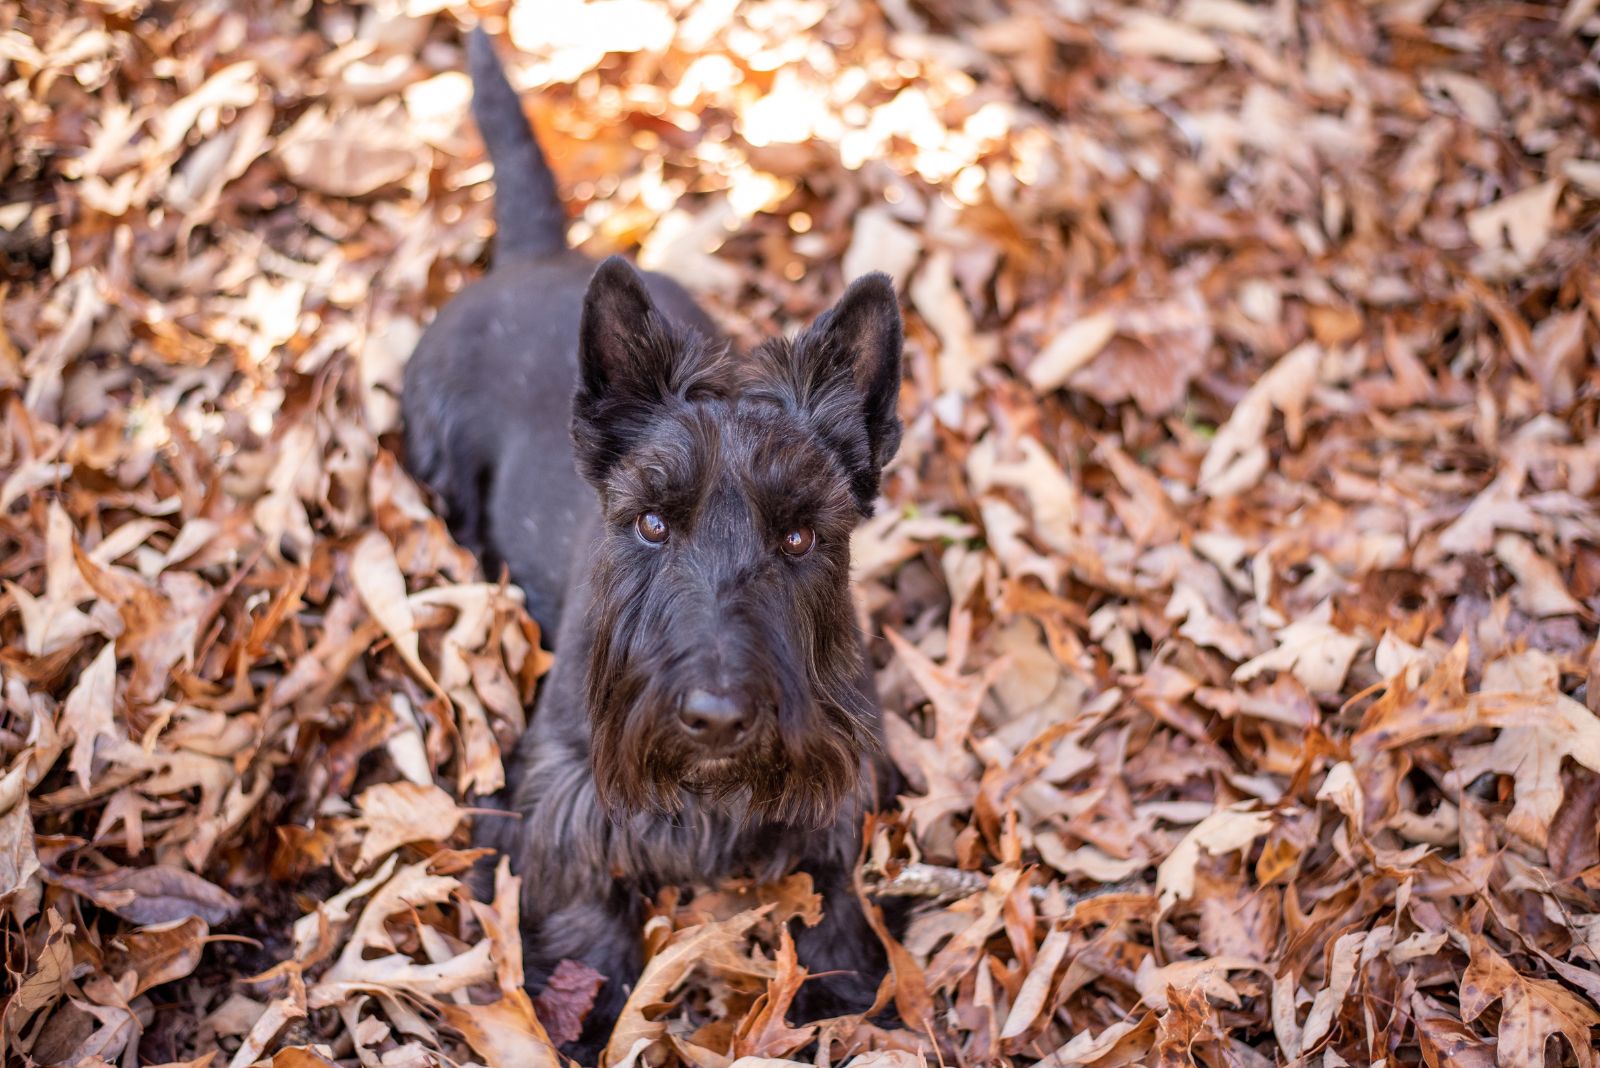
[509,732,644,1061]
[789,861,887,1022]
[525,885,643,1062]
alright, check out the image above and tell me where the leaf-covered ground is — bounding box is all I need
[5,0,1600,1065]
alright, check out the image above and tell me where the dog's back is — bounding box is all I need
[401,30,716,632]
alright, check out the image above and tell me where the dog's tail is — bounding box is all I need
[467,27,566,260]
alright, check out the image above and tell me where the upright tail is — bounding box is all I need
[466,27,567,260]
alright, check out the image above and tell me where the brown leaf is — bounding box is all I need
[998,923,1069,1040]
[604,908,769,1064]
[0,762,40,904]
[1460,934,1600,1068]
[1548,766,1600,879]
[350,781,464,870]
[350,529,441,695]
[268,1048,340,1068]
[734,928,816,1057]
[1414,992,1496,1068]
[534,959,606,1048]
[1027,311,1118,394]
[50,864,239,926]
[113,916,209,997]
[439,990,561,1068]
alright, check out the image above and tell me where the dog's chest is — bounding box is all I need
[612,804,812,890]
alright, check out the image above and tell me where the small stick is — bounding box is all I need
[868,862,1147,904]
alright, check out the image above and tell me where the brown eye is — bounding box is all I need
[636,512,669,545]
[780,527,815,557]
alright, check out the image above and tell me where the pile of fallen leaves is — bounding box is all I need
[5,0,1600,1064]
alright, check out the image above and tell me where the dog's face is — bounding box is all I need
[571,257,902,827]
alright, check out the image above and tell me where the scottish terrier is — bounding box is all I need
[402,30,902,1056]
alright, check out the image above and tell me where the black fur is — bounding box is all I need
[466,27,566,259]
[403,30,903,1060]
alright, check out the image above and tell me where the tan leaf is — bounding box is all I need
[1040,1015,1155,1066]
[64,643,120,791]
[1494,534,1583,617]
[1233,610,1363,694]
[1112,13,1224,62]
[1134,954,1268,1012]
[925,868,1021,991]
[1525,308,1588,408]
[1456,655,1600,846]
[1298,931,1365,1051]
[278,122,418,198]
[605,908,769,1063]
[467,855,528,997]
[351,781,465,870]
[1026,312,1117,394]
[310,939,496,1007]
[842,206,921,289]
[7,501,103,656]
[350,529,441,695]
[439,990,560,1068]
[229,981,308,1068]
[1199,342,1320,498]
[884,626,1009,758]
[910,248,996,397]
[1467,180,1563,265]
[0,761,40,904]
[999,924,1070,1039]
[1460,934,1599,1068]
[1157,807,1273,911]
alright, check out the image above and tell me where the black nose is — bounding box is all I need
[678,689,750,749]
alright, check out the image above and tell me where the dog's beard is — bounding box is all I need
[587,656,871,829]
[583,551,877,828]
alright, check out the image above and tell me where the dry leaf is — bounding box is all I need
[1027,312,1118,394]
[1199,343,1321,497]
[1112,13,1224,63]
[9,4,1600,1066]
[1494,534,1583,617]
[1460,935,1600,1068]
[1157,807,1274,911]
[64,642,119,790]
[350,529,442,695]
[605,909,769,1063]
[1466,180,1564,265]
[439,991,560,1068]
[351,781,465,870]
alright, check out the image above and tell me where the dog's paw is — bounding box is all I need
[791,966,881,1023]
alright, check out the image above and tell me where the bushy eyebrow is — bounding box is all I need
[602,401,856,537]
[603,409,714,516]
[733,407,857,533]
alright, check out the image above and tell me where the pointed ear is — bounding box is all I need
[572,256,683,485]
[578,255,665,400]
[788,272,903,507]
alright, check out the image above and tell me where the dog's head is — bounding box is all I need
[572,256,902,827]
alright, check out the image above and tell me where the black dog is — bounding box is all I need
[402,30,902,1056]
